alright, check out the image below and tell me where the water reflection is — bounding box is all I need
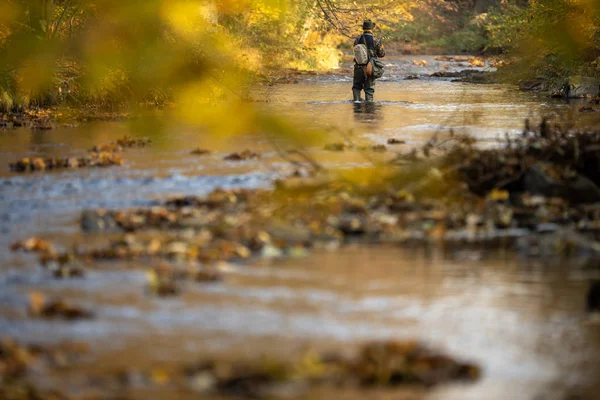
[353,101,383,123]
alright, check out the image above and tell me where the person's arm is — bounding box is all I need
[374,37,385,58]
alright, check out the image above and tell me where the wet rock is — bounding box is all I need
[266,221,312,246]
[188,370,218,392]
[430,69,493,83]
[0,339,87,399]
[519,77,548,92]
[28,292,94,320]
[455,71,495,84]
[164,241,190,257]
[549,80,569,98]
[587,281,600,312]
[387,138,406,145]
[357,144,387,152]
[39,252,74,268]
[81,206,225,233]
[88,151,124,167]
[184,359,293,398]
[89,136,150,154]
[10,237,55,255]
[0,338,37,380]
[430,70,463,78]
[31,119,54,130]
[181,340,480,398]
[90,143,124,153]
[515,230,600,258]
[260,243,284,259]
[84,232,235,263]
[0,383,69,400]
[323,142,348,151]
[194,269,224,283]
[579,105,597,112]
[522,163,600,204]
[567,76,600,98]
[336,214,367,236]
[146,266,179,297]
[550,76,600,98]
[191,148,211,155]
[9,152,123,172]
[115,135,152,148]
[43,342,90,368]
[117,368,151,388]
[80,209,119,232]
[353,341,480,386]
[286,245,310,258]
[0,338,86,383]
[51,264,85,279]
[166,189,254,209]
[224,150,260,161]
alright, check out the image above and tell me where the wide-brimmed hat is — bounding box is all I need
[362,20,376,30]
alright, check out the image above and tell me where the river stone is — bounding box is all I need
[453,71,496,84]
[519,77,548,92]
[587,281,600,312]
[430,71,463,78]
[81,209,119,232]
[568,76,600,98]
[549,76,599,98]
[549,80,568,98]
[265,221,312,245]
[516,229,600,257]
[522,163,600,204]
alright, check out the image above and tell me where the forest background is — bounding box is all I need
[1,0,599,116]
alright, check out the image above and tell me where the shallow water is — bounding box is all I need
[1,55,600,399]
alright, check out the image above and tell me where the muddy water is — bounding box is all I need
[1,55,600,399]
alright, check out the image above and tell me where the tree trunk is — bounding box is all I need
[27,0,54,39]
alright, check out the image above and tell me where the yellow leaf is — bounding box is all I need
[488,189,509,201]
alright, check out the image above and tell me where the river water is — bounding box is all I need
[1,55,600,399]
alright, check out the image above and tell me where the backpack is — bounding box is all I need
[354,35,385,79]
[353,35,369,65]
[370,59,385,79]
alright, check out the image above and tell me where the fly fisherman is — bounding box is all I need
[352,19,385,102]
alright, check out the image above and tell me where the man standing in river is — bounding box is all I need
[352,19,386,102]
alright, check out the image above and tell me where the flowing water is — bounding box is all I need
[1,55,600,399]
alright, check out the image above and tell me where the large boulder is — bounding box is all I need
[549,76,599,98]
[568,75,600,98]
[522,163,600,204]
[519,77,548,92]
[548,80,568,98]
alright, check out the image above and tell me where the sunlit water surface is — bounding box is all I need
[1,55,600,400]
